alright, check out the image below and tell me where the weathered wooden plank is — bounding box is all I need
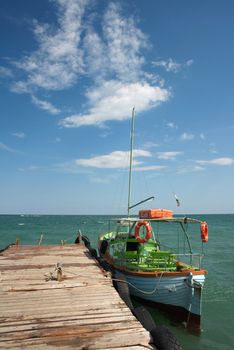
[0,309,132,327]
[0,321,145,341]
[0,266,107,278]
[0,315,140,337]
[0,330,152,350]
[0,244,154,349]
[0,328,151,348]
[0,297,126,312]
[0,346,150,350]
[0,290,119,304]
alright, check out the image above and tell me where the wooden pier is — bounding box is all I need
[0,243,154,349]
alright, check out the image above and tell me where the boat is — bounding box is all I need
[98,108,208,332]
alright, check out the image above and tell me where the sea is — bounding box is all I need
[0,214,234,350]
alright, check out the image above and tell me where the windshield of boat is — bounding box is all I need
[116,222,134,238]
[108,219,136,238]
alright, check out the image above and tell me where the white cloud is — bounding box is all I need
[89,174,118,184]
[166,121,177,129]
[194,165,205,171]
[54,161,94,174]
[99,131,112,138]
[8,0,171,121]
[18,165,44,172]
[142,141,159,149]
[10,0,88,114]
[102,2,148,81]
[196,157,234,166]
[60,80,170,127]
[31,95,60,115]
[11,132,25,138]
[0,66,13,78]
[209,143,218,154]
[83,2,148,81]
[200,133,205,140]
[13,0,86,92]
[50,137,62,143]
[152,58,193,73]
[157,151,183,160]
[176,165,205,174]
[0,142,23,154]
[60,2,170,128]
[83,29,107,77]
[28,165,42,171]
[180,132,195,141]
[143,72,165,87]
[75,149,151,169]
[133,165,166,172]
[10,81,30,94]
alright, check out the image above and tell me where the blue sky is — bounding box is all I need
[0,0,234,215]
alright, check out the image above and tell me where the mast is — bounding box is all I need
[127,107,135,217]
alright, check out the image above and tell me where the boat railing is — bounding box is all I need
[175,253,204,270]
[112,247,204,272]
[113,250,139,269]
[113,250,178,272]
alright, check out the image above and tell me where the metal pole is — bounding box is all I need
[127,107,135,217]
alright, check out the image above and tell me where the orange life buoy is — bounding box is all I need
[134,221,151,243]
[200,221,208,243]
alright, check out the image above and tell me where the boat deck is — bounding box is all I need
[0,243,154,349]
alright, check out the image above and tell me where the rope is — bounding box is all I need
[112,271,164,295]
[45,262,63,281]
[61,268,82,277]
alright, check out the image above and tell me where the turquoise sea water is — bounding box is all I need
[0,214,234,350]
